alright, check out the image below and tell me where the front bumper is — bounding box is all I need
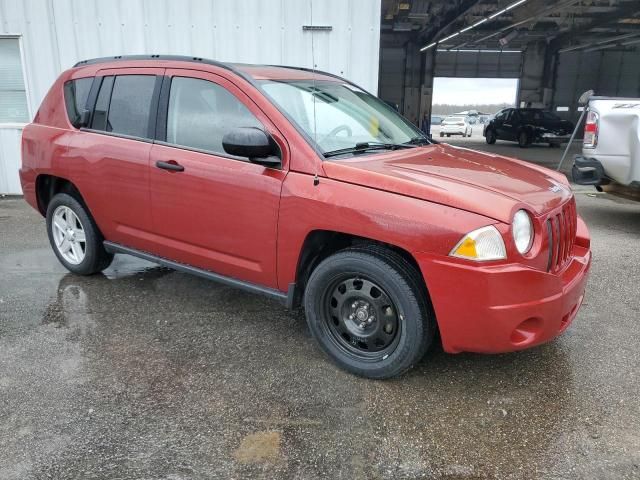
[417,218,591,354]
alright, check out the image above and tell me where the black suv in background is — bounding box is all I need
[484,108,574,148]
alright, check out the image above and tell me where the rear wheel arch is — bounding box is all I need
[36,174,85,216]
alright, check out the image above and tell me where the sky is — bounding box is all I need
[432,77,519,105]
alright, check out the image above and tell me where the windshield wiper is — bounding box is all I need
[404,136,432,146]
[324,142,415,158]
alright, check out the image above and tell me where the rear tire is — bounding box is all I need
[439,132,444,137]
[303,247,434,379]
[518,130,531,148]
[46,193,113,275]
[485,129,496,144]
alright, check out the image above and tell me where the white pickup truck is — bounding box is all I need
[572,97,640,196]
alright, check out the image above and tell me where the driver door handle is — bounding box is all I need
[155,160,184,172]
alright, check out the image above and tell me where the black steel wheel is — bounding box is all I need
[304,247,434,379]
[323,276,401,359]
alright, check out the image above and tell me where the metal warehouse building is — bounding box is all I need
[0,0,381,194]
[379,0,640,126]
[1,0,640,194]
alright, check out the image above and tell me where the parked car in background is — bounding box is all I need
[20,55,591,379]
[440,115,472,137]
[573,97,640,199]
[430,115,443,126]
[484,108,574,148]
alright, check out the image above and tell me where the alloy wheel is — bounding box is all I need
[52,206,87,265]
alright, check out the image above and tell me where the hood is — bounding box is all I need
[322,144,572,223]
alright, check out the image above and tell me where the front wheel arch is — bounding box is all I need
[292,231,431,308]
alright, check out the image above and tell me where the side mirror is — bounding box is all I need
[222,127,280,167]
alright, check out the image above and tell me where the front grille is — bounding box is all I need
[546,198,577,272]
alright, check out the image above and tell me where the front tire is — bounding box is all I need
[485,129,496,144]
[46,193,113,275]
[303,247,434,379]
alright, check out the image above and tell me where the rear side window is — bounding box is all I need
[166,77,261,156]
[90,75,156,139]
[63,77,93,128]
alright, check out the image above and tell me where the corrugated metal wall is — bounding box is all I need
[0,0,381,194]
[434,51,523,79]
[378,46,405,108]
[553,49,640,122]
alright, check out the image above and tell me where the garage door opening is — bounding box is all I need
[430,77,518,138]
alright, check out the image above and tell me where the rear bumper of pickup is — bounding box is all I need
[416,217,591,354]
[572,155,606,185]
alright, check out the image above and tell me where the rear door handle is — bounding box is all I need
[155,160,184,172]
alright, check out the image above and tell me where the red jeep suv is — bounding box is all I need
[20,55,591,379]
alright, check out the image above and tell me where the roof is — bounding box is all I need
[73,55,344,83]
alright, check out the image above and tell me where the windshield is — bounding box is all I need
[258,80,428,156]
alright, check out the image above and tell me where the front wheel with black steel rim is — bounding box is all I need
[46,193,113,275]
[304,248,434,379]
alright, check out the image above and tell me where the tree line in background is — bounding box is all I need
[432,103,512,116]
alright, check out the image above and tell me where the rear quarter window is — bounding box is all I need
[63,77,93,128]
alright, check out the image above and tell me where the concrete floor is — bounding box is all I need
[1,142,640,479]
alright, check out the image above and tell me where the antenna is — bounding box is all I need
[310,0,320,186]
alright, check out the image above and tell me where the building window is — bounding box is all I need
[0,38,29,123]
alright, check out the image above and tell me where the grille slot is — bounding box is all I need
[547,198,577,272]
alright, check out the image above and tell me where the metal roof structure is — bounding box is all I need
[382,0,640,53]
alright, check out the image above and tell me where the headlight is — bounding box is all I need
[450,225,506,261]
[512,209,534,254]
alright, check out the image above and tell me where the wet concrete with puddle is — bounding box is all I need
[1,195,639,479]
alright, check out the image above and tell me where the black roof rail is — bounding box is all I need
[73,54,232,70]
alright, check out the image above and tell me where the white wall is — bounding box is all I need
[0,0,381,194]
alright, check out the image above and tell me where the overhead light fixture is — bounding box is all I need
[472,18,488,28]
[437,49,522,53]
[440,32,460,43]
[489,9,507,19]
[499,29,519,47]
[506,0,527,10]
[420,41,437,52]
[419,0,528,52]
